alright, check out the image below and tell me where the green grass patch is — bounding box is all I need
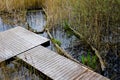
[51,38,61,46]
[80,51,97,69]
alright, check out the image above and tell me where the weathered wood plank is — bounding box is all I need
[0,27,49,62]
[17,46,109,80]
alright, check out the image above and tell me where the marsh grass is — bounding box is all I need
[80,51,98,69]
[0,0,44,12]
[0,0,44,28]
[45,0,119,52]
[44,0,119,48]
[0,11,26,26]
[51,38,61,46]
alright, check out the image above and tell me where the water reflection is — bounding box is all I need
[0,17,14,32]
[0,62,42,80]
[27,10,46,32]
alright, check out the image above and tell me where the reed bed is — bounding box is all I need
[0,0,44,12]
[44,0,120,53]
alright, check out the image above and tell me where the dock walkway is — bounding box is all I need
[18,46,109,80]
[0,27,109,80]
[0,27,49,62]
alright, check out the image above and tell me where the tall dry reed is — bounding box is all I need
[44,0,119,53]
[0,0,44,12]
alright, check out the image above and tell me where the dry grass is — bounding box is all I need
[0,0,45,26]
[43,0,119,51]
[0,0,44,12]
[43,0,72,28]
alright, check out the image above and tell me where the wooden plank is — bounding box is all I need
[0,27,49,62]
[17,46,109,80]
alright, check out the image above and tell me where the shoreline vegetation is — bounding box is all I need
[0,0,120,79]
[0,0,44,12]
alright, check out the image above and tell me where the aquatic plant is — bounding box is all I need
[51,38,61,46]
[80,51,97,69]
[63,21,74,37]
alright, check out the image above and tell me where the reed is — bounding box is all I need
[43,0,71,28]
[44,0,119,51]
[0,0,44,12]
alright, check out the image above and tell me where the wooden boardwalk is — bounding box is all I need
[17,46,109,80]
[0,27,49,62]
[0,27,109,80]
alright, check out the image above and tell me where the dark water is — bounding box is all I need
[0,10,119,80]
[0,63,41,80]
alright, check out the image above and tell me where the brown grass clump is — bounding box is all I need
[43,0,72,28]
[0,0,44,12]
[44,0,119,52]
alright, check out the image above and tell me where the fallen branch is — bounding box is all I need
[68,27,106,71]
[45,28,80,63]
[45,28,94,70]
